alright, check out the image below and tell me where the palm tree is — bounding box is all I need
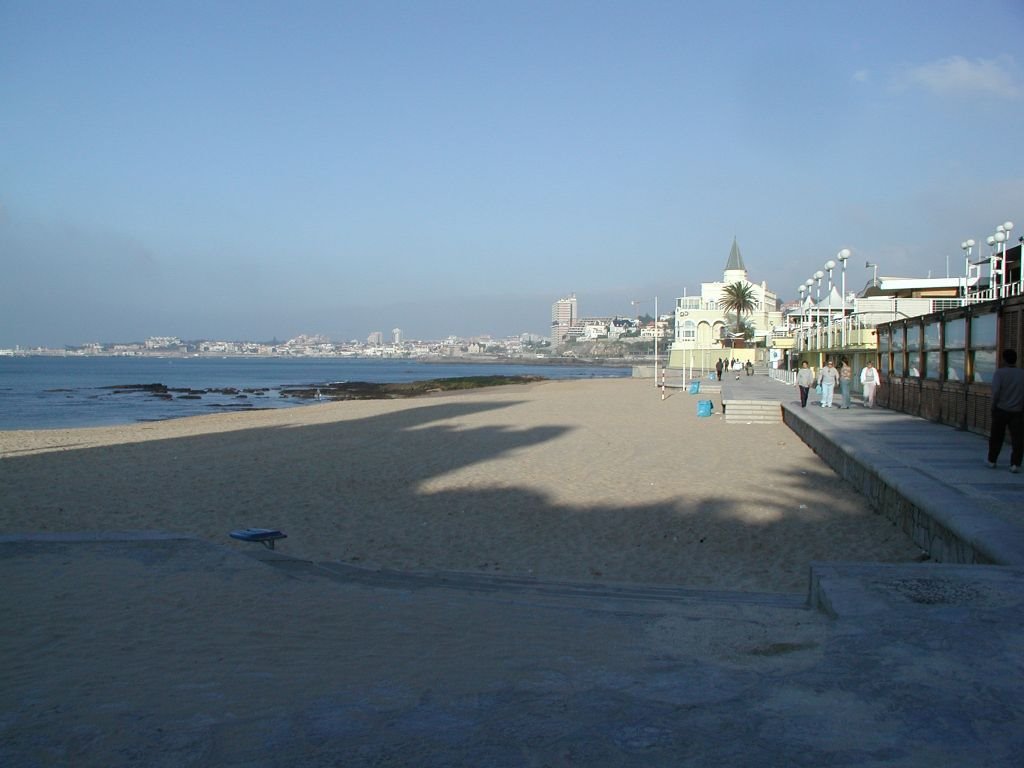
[720,282,759,354]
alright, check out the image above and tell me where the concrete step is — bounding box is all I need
[722,400,783,424]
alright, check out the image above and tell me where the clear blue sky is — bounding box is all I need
[2,0,1022,346]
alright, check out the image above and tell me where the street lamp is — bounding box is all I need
[824,259,837,349]
[814,270,824,352]
[998,222,1014,297]
[631,299,660,387]
[797,284,807,351]
[804,278,814,352]
[837,248,850,346]
[988,226,1009,297]
[960,239,975,298]
[865,261,879,288]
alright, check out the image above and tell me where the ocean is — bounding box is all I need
[0,356,630,430]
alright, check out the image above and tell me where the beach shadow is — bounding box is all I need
[0,395,920,593]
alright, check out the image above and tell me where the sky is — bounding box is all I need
[2,0,1023,347]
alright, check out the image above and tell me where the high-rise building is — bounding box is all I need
[367,331,384,346]
[392,328,402,345]
[551,293,578,346]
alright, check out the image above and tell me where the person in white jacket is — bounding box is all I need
[860,361,881,408]
[817,360,840,407]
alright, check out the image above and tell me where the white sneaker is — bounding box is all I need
[987,461,997,469]
[1012,465,1021,474]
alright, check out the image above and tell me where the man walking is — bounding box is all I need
[818,360,840,408]
[987,349,1024,473]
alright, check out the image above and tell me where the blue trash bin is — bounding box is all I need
[688,381,700,395]
[697,399,713,417]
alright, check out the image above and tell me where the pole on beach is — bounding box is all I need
[654,295,659,392]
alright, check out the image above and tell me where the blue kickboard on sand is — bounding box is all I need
[697,399,713,417]
[229,528,287,549]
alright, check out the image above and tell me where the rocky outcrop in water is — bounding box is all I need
[279,375,546,400]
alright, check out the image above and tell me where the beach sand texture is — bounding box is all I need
[0,377,922,592]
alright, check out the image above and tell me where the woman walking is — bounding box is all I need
[860,360,881,407]
[839,357,853,409]
[795,361,815,408]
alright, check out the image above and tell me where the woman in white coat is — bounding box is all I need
[860,361,881,407]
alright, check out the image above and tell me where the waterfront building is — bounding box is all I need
[550,293,578,346]
[667,239,784,370]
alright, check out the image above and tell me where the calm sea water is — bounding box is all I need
[0,356,629,430]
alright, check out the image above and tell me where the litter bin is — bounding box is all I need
[697,399,713,417]
[688,381,700,395]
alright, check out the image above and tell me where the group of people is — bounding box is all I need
[714,358,753,380]
[793,350,1022,473]
[794,357,880,410]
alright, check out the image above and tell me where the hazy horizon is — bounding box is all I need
[2,1,1022,348]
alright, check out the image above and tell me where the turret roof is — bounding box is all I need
[725,237,746,272]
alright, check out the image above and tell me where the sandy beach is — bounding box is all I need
[0,377,921,592]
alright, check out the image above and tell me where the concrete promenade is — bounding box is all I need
[720,371,1024,567]
[3,380,1024,766]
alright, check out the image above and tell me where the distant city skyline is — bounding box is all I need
[2,1,1022,348]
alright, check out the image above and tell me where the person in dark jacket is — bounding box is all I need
[987,349,1024,473]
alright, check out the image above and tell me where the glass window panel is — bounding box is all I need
[892,327,905,352]
[924,322,941,350]
[924,351,941,380]
[945,318,966,349]
[973,349,997,383]
[907,324,922,352]
[878,329,890,352]
[893,351,905,376]
[946,350,965,382]
[970,313,997,347]
[908,351,922,378]
[881,352,890,376]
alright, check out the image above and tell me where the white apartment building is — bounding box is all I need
[550,293,578,346]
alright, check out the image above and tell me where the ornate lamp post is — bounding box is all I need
[987,228,1008,298]
[998,222,1015,296]
[960,239,975,298]
[824,259,837,349]
[814,270,824,352]
[804,278,815,352]
[797,285,806,351]
[837,248,850,346]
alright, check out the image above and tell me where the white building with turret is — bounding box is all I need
[667,238,784,370]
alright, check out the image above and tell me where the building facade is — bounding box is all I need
[550,293,578,346]
[667,239,784,369]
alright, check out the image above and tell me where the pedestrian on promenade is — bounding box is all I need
[818,360,840,408]
[860,360,881,407]
[795,360,815,407]
[745,360,753,376]
[715,358,723,381]
[987,348,1024,473]
[839,357,853,409]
